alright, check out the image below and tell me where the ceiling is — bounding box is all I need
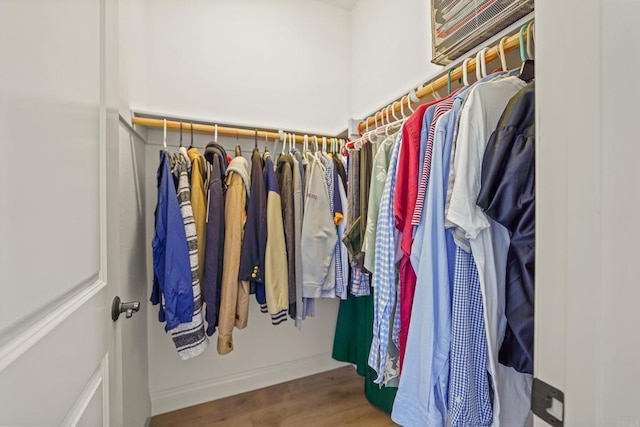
[317,0,359,10]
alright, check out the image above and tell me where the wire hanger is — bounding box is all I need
[264,133,269,155]
[179,121,183,147]
[163,119,167,150]
[189,122,194,149]
[254,129,258,150]
[447,69,454,94]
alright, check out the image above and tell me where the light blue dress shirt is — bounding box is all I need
[392,111,455,426]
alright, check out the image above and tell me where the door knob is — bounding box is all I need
[111,296,140,321]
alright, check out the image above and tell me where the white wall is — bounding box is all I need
[140,0,350,135]
[349,0,442,119]
[122,1,351,415]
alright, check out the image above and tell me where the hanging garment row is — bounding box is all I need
[332,33,536,426]
[151,125,355,359]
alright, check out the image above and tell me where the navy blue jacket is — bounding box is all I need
[151,150,194,331]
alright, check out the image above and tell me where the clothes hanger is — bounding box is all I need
[235,134,242,157]
[519,23,535,82]
[475,50,483,81]
[188,122,194,149]
[264,133,269,155]
[406,92,415,114]
[303,135,308,155]
[480,47,489,78]
[163,119,168,150]
[462,57,472,86]
[179,121,183,148]
[498,37,509,72]
[282,133,287,156]
[526,22,535,59]
[447,69,454,94]
[313,135,319,153]
[290,133,295,154]
[322,137,327,153]
[254,129,258,150]
[214,124,218,144]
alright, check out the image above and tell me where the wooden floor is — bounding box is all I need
[150,366,397,427]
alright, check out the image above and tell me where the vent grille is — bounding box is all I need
[431,0,534,65]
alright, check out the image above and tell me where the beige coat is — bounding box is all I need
[217,157,250,355]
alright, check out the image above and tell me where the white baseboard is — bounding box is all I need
[150,353,347,416]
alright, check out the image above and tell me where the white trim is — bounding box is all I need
[0,279,106,372]
[60,355,107,427]
[150,353,347,416]
[102,351,110,427]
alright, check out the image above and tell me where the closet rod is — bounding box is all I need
[358,24,532,133]
[131,117,340,144]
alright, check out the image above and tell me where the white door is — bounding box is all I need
[0,0,123,426]
[536,0,640,426]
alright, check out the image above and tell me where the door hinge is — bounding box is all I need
[532,377,564,426]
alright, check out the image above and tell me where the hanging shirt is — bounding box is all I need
[368,136,402,384]
[291,155,305,328]
[301,154,337,298]
[477,82,536,375]
[187,148,208,290]
[264,155,290,325]
[202,144,228,336]
[411,96,457,226]
[217,157,250,354]
[362,135,396,273]
[446,76,532,426]
[276,155,297,317]
[239,148,267,309]
[392,112,455,426]
[168,153,209,360]
[151,151,194,331]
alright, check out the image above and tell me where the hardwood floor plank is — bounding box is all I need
[150,366,397,426]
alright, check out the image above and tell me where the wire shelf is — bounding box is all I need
[431,0,534,65]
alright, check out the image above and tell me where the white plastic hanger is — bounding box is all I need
[475,50,483,81]
[303,134,309,154]
[214,124,218,144]
[281,133,287,155]
[313,135,319,153]
[498,37,509,72]
[462,57,472,86]
[481,47,489,77]
[322,136,327,153]
[163,119,167,150]
[406,94,415,114]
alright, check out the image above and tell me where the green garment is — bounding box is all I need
[332,292,397,414]
[362,135,397,273]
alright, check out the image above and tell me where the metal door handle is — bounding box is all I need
[111,296,140,321]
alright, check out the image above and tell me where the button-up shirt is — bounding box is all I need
[392,112,455,427]
[368,136,402,384]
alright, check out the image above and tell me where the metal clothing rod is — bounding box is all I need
[358,24,533,133]
[131,116,343,145]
